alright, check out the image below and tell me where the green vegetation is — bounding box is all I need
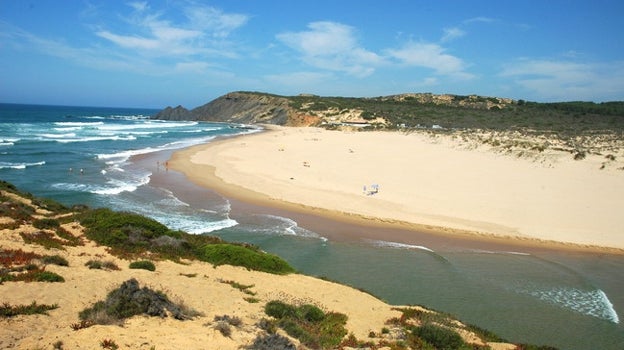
[129,260,156,271]
[248,333,296,350]
[264,300,348,349]
[413,324,465,349]
[76,208,295,274]
[219,279,257,295]
[85,259,120,271]
[20,231,66,250]
[0,248,66,283]
[0,301,59,317]
[200,244,295,274]
[79,278,200,325]
[212,315,244,337]
[100,339,119,350]
[284,92,624,135]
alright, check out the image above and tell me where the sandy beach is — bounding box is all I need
[170,126,624,251]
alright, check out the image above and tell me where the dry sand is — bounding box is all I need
[170,126,624,251]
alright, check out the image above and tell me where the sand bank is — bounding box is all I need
[170,126,624,251]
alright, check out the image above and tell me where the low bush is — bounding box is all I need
[264,300,347,349]
[248,333,296,350]
[42,255,69,267]
[214,321,232,337]
[200,244,295,275]
[79,278,198,324]
[0,301,59,317]
[33,218,60,230]
[129,260,156,271]
[85,260,120,271]
[19,231,65,250]
[214,314,243,327]
[32,270,65,282]
[76,208,295,274]
[413,323,465,349]
[0,248,41,267]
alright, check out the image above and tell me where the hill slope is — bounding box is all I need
[153,91,624,133]
[0,180,542,349]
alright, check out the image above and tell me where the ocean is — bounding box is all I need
[1,103,623,350]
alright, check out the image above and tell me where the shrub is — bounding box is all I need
[33,218,60,230]
[79,278,198,324]
[85,260,120,271]
[200,244,295,275]
[214,321,232,337]
[413,324,465,349]
[0,301,59,317]
[264,300,348,349]
[0,248,41,267]
[129,260,156,271]
[33,270,65,282]
[248,333,296,350]
[42,255,69,267]
[100,339,119,350]
[214,314,243,327]
[20,231,65,250]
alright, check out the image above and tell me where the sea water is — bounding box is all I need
[1,103,623,350]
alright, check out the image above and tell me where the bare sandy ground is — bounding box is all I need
[170,126,624,251]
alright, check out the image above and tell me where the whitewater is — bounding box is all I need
[1,103,623,350]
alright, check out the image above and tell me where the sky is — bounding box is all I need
[1,1,623,109]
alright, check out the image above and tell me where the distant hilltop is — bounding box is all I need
[152,91,517,127]
[153,91,624,132]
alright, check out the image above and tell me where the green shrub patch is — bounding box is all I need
[200,244,295,275]
[264,300,347,349]
[129,260,156,271]
[79,278,199,324]
[0,301,59,317]
[76,207,295,274]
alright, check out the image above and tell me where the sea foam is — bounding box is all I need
[0,161,45,170]
[366,239,435,252]
[524,287,619,323]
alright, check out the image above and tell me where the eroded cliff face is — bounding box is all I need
[154,92,319,126]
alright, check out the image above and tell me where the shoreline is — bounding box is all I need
[167,126,624,254]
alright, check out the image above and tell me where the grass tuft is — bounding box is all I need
[0,301,59,317]
[129,260,156,271]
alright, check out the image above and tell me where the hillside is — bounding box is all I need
[0,180,555,349]
[154,91,624,162]
[153,91,624,131]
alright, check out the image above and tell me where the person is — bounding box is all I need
[80,168,84,175]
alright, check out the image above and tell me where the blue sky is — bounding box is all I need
[1,1,623,108]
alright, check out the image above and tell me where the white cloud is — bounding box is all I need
[463,17,497,24]
[276,21,382,77]
[95,3,248,57]
[441,27,465,42]
[500,59,624,101]
[184,6,249,38]
[386,41,473,79]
